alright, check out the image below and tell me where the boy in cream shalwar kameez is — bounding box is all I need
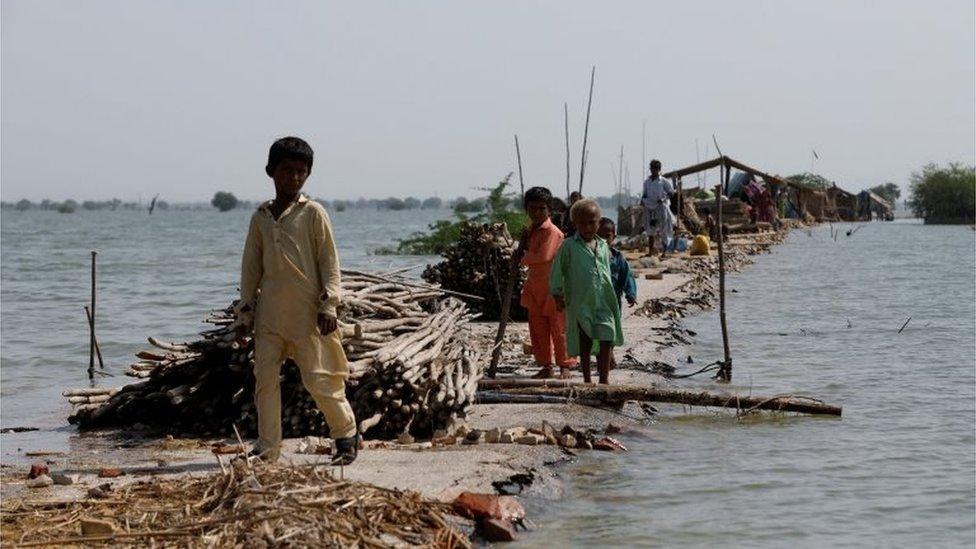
[236,137,358,464]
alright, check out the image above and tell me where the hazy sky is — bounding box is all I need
[2,1,974,202]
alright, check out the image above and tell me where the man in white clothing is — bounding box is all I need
[641,159,676,257]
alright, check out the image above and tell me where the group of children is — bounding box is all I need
[236,137,637,464]
[519,187,637,385]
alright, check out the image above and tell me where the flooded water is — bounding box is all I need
[0,207,447,458]
[522,220,976,547]
[2,210,974,547]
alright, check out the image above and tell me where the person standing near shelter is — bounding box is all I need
[641,159,676,258]
[519,187,576,379]
[237,137,359,465]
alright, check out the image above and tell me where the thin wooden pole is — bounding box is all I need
[617,145,624,210]
[642,120,646,181]
[487,239,527,378]
[84,306,104,370]
[676,175,683,232]
[89,250,97,381]
[564,102,571,201]
[578,66,595,194]
[514,135,525,201]
[716,164,732,382]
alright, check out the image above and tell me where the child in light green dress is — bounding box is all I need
[550,199,624,384]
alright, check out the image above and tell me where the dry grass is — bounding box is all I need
[2,461,471,548]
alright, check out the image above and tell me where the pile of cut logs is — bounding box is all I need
[67,270,483,440]
[422,222,526,322]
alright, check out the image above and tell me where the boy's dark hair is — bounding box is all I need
[523,186,553,208]
[650,159,662,169]
[267,137,314,174]
[599,217,615,231]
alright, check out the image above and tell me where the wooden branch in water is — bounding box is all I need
[488,384,842,416]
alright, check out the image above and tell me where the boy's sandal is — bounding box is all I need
[331,433,361,466]
[558,367,572,379]
[531,366,554,379]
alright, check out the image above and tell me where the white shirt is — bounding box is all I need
[642,176,675,209]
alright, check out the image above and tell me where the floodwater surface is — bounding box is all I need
[520,220,976,548]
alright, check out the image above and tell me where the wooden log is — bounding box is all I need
[479,378,583,389]
[488,384,842,416]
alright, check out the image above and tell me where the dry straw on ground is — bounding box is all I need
[2,461,471,548]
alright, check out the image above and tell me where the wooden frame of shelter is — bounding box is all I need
[662,155,795,225]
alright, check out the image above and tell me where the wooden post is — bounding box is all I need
[578,66,595,194]
[676,175,683,232]
[564,102,571,201]
[89,250,97,381]
[487,238,526,378]
[85,306,104,370]
[716,164,732,382]
[514,135,525,202]
[617,145,624,210]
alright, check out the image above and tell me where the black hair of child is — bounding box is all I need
[523,186,553,209]
[267,137,314,173]
[599,217,615,230]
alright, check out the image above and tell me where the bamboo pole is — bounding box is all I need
[578,66,595,194]
[617,145,624,210]
[564,102,571,201]
[716,163,732,382]
[514,134,525,202]
[89,250,97,380]
[488,384,842,416]
[84,306,104,370]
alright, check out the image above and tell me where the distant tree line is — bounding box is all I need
[3,189,644,215]
[1,198,171,213]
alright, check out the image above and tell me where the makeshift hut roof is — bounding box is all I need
[662,155,792,187]
[861,190,892,208]
[827,185,857,199]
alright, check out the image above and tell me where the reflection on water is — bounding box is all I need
[521,220,975,547]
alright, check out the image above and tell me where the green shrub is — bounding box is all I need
[908,163,975,223]
[376,173,528,255]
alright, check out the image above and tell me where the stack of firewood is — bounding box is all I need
[67,270,483,440]
[421,222,526,321]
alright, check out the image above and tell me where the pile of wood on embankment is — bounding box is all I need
[66,270,483,440]
[422,222,526,321]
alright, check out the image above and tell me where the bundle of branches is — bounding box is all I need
[421,222,527,321]
[2,462,471,548]
[67,270,484,440]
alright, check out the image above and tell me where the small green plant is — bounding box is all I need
[376,173,529,255]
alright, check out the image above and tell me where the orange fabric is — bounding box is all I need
[528,309,575,367]
[520,218,562,316]
[521,218,574,367]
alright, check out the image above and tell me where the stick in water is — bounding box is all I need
[898,316,912,333]
[84,306,105,370]
[89,250,97,381]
